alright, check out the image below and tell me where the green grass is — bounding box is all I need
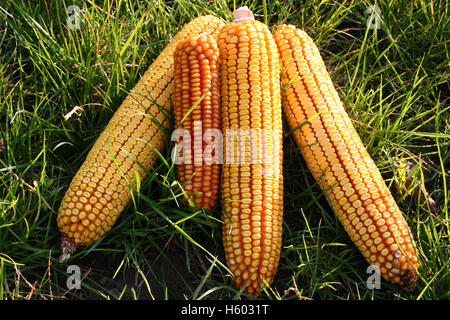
[0,0,448,300]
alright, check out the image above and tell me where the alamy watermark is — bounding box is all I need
[366,265,381,289]
[66,265,81,290]
[365,5,382,30]
[64,4,383,33]
[66,5,81,30]
[171,121,280,173]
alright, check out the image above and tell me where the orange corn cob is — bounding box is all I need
[218,7,284,296]
[172,34,221,210]
[57,16,225,261]
[274,24,419,287]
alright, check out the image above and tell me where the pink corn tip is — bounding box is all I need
[233,6,255,22]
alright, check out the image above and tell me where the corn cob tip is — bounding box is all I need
[232,6,254,22]
[58,233,78,263]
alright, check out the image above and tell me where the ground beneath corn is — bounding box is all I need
[67,245,197,300]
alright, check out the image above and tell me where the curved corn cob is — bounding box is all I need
[218,7,283,296]
[172,34,221,210]
[273,24,419,287]
[57,16,225,261]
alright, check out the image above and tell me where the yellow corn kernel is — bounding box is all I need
[57,15,225,261]
[219,7,283,296]
[173,33,221,210]
[274,24,419,288]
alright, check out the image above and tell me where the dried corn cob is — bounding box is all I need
[219,7,283,296]
[57,16,225,261]
[172,34,221,210]
[274,24,419,287]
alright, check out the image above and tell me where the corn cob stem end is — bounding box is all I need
[58,233,78,263]
[232,6,254,22]
[401,269,418,291]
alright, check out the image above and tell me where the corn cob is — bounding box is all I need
[273,24,419,287]
[218,7,284,296]
[172,34,221,210]
[57,16,225,261]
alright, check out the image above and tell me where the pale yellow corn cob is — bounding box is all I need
[274,24,419,288]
